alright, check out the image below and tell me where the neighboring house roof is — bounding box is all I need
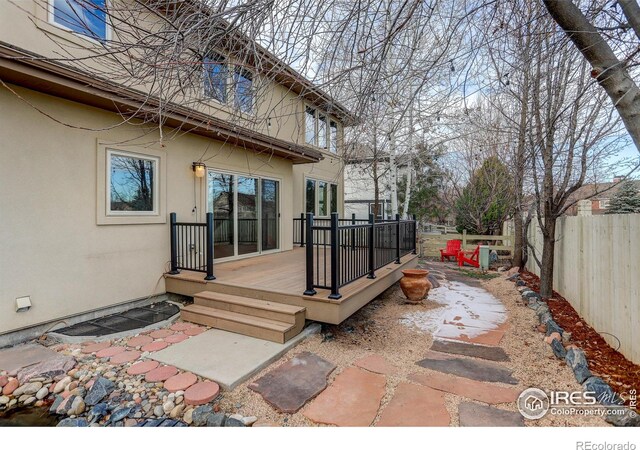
[565,180,640,206]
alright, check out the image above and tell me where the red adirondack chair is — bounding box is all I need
[440,239,461,262]
[458,245,480,268]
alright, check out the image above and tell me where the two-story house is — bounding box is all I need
[0,0,418,344]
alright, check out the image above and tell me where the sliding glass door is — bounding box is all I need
[208,170,279,260]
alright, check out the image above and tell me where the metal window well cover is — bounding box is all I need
[52,302,180,338]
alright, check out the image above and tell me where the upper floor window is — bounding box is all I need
[599,199,610,209]
[203,53,227,103]
[305,105,340,153]
[329,121,338,154]
[234,68,254,113]
[51,0,108,41]
[305,107,316,145]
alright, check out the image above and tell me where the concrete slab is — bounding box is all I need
[458,402,524,427]
[249,352,335,413]
[430,339,510,362]
[151,323,321,390]
[0,344,61,374]
[415,351,518,385]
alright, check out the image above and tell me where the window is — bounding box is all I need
[599,199,610,209]
[306,179,316,213]
[318,114,327,149]
[369,202,383,220]
[51,0,108,40]
[203,53,227,103]
[330,121,338,153]
[305,106,339,153]
[330,183,338,214]
[107,150,158,214]
[318,181,327,216]
[305,178,339,217]
[234,68,253,113]
[305,107,316,145]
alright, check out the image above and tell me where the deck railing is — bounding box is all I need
[302,212,417,299]
[169,212,215,280]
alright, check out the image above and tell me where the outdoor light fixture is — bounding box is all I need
[192,162,206,178]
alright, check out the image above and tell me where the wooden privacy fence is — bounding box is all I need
[420,229,514,259]
[526,214,640,364]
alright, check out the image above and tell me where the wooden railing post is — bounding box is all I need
[328,212,342,299]
[205,212,216,280]
[395,213,401,264]
[412,214,418,255]
[367,213,376,279]
[300,212,305,247]
[169,212,180,274]
[303,213,316,296]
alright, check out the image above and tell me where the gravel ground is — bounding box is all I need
[217,267,610,427]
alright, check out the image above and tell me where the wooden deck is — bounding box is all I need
[165,248,418,324]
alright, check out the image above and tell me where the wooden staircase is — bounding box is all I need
[181,291,306,344]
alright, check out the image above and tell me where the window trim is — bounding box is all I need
[48,0,111,43]
[304,104,340,154]
[96,142,166,225]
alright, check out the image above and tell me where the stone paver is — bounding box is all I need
[95,346,126,358]
[127,360,159,376]
[416,351,518,385]
[184,381,220,405]
[183,326,206,336]
[126,336,153,348]
[408,372,520,405]
[141,341,169,352]
[458,402,524,427]
[109,350,141,365]
[164,372,198,393]
[430,339,510,362]
[353,354,399,376]
[434,324,506,346]
[164,333,188,344]
[304,367,386,427]
[249,352,336,413]
[149,329,174,339]
[170,322,194,332]
[81,341,112,354]
[145,365,178,382]
[376,382,450,427]
[0,344,63,374]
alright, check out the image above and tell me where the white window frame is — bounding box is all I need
[304,105,340,154]
[202,52,228,105]
[96,143,166,225]
[599,198,610,209]
[232,67,256,115]
[329,120,339,154]
[48,0,112,43]
[305,177,339,218]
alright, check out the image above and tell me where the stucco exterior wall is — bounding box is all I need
[0,84,298,334]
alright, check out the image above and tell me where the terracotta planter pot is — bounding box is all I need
[400,269,432,303]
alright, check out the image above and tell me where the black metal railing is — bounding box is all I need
[169,212,215,280]
[302,212,417,299]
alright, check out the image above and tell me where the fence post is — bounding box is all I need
[395,213,401,264]
[303,213,316,296]
[205,212,216,280]
[169,212,179,274]
[412,214,417,255]
[463,229,467,249]
[329,212,342,299]
[367,213,376,279]
[300,212,305,247]
[351,213,356,251]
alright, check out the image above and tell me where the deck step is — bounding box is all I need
[193,291,305,326]
[181,304,304,344]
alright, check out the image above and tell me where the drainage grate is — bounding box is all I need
[54,302,180,337]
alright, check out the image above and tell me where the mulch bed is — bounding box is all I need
[520,270,640,412]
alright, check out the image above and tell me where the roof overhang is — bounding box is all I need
[0,42,324,164]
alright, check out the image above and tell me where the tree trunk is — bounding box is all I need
[513,212,524,269]
[543,0,640,152]
[539,217,556,299]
